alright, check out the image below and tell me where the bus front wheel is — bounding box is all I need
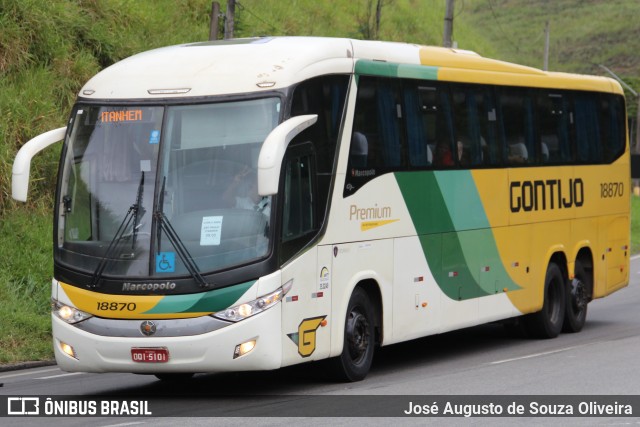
[525,262,566,338]
[329,287,375,382]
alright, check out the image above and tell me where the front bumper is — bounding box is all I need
[52,304,282,373]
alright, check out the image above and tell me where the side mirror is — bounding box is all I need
[12,127,66,202]
[257,114,317,196]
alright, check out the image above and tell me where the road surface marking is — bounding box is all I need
[489,345,583,365]
[0,367,60,379]
[36,372,84,379]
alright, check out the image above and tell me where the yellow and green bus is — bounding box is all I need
[12,37,629,381]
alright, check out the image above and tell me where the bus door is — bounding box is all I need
[280,144,332,366]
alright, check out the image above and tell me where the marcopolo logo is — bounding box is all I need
[122,282,177,292]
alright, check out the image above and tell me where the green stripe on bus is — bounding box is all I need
[395,171,520,300]
[142,280,255,314]
[355,60,438,80]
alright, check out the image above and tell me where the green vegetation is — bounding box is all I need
[1,0,639,364]
[632,195,640,254]
[0,0,213,364]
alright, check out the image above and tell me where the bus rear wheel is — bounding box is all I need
[525,262,566,338]
[329,287,375,382]
[562,261,590,333]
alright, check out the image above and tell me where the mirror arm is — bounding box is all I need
[12,127,66,202]
[257,114,318,196]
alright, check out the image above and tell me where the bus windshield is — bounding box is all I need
[57,98,281,282]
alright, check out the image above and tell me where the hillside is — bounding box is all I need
[463,0,640,101]
[0,0,638,363]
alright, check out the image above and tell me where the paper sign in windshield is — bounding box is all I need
[200,216,223,246]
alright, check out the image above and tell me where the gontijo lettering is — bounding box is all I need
[510,178,584,213]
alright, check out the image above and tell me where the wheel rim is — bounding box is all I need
[546,276,562,324]
[569,278,587,313]
[345,307,370,366]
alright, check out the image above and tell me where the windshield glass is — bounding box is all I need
[57,98,281,280]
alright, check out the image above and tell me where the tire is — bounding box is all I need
[525,263,566,339]
[562,261,590,333]
[329,287,375,382]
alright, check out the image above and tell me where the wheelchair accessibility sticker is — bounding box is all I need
[156,252,175,273]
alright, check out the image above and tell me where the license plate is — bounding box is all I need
[131,347,169,363]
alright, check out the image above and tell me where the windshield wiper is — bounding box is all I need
[89,172,145,288]
[131,172,146,248]
[155,177,209,288]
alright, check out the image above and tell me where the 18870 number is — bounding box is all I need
[600,182,624,198]
[96,302,137,311]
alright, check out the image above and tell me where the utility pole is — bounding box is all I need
[543,21,550,71]
[209,2,220,41]
[443,0,454,48]
[224,0,236,40]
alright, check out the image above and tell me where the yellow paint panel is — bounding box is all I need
[471,169,509,228]
[60,282,206,320]
[419,47,544,75]
[361,219,399,231]
[418,46,622,94]
[436,68,619,93]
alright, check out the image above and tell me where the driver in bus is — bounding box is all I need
[223,165,271,217]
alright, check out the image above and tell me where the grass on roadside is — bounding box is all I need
[0,209,53,363]
[631,196,640,254]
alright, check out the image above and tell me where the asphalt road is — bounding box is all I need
[2,256,640,426]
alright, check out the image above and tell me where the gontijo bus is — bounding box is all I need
[12,37,629,381]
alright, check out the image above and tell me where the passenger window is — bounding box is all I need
[574,93,602,163]
[451,84,497,167]
[538,92,573,164]
[498,88,536,166]
[416,83,455,168]
[600,94,626,163]
[345,77,404,196]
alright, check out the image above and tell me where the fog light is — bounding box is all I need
[233,339,256,359]
[59,341,77,359]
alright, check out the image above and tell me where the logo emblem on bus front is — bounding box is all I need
[140,320,157,336]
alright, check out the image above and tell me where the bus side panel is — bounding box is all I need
[280,247,333,367]
[599,215,630,297]
[490,224,534,313]
[391,236,441,343]
[329,239,394,355]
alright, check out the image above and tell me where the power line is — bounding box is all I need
[486,0,544,53]
[236,1,282,34]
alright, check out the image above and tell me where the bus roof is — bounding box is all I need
[79,37,622,100]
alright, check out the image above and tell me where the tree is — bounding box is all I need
[357,0,390,40]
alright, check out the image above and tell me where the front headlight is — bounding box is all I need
[213,280,293,322]
[52,299,93,324]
